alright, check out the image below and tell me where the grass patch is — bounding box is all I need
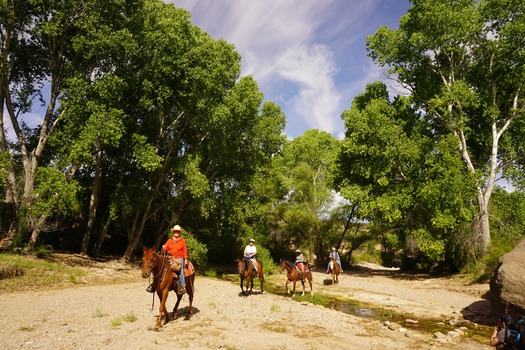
[294,293,331,307]
[123,312,137,322]
[0,253,87,293]
[203,268,217,277]
[110,317,122,328]
[271,304,280,312]
[92,309,108,318]
[19,326,35,332]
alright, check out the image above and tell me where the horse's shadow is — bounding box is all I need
[154,306,201,321]
[322,278,340,285]
[238,290,264,297]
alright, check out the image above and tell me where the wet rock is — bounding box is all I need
[490,239,525,319]
[388,322,402,331]
[405,318,418,324]
[447,330,460,338]
[454,328,465,336]
[433,331,446,340]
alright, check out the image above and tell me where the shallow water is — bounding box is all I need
[222,273,491,341]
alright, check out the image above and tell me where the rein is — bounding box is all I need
[147,251,169,311]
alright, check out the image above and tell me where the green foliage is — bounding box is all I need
[30,167,81,218]
[255,245,278,275]
[460,188,525,280]
[183,231,208,269]
[408,229,444,263]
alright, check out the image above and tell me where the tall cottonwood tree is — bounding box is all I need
[0,0,144,247]
[366,0,525,253]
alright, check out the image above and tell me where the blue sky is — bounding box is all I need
[170,0,411,139]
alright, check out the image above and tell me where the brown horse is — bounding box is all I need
[279,259,313,296]
[141,246,195,327]
[328,258,341,284]
[236,257,264,296]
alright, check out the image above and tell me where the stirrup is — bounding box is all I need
[177,285,186,295]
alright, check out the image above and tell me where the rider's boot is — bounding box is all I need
[177,281,186,295]
[146,283,155,293]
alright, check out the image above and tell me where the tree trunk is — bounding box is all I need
[475,191,491,255]
[123,209,142,261]
[123,196,157,261]
[26,215,47,250]
[92,211,111,257]
[80,149,104,255]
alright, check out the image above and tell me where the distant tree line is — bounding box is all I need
[1,0,524,273]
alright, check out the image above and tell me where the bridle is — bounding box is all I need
[144,252,170,311]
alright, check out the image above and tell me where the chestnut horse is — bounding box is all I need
[279,259,313,296]
[141,246,195,327]
[328,258,341,284]
[236,257,264,296]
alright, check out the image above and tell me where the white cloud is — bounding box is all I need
[168,0,410,138]
[277,44,341,134]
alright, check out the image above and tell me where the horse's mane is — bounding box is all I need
[284,260,295,269]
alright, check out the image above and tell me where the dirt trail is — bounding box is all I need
[0,258,495,350]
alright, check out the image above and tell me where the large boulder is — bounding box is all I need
[490,239,525,319]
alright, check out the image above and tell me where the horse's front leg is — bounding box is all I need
[248,277,254,295]
[240,277,246,295]
[156,290,169,327]
[301,279,306,296]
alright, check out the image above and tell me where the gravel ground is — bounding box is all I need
[0,258,494,350]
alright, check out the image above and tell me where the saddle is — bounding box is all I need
[295,263,308,276]
[245,258,258,276]
[168,257,195,277]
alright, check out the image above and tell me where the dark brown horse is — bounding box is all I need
[141,246,195,327]
[236,257,264,296]
[328,258,341,284]
[279,259,313,296]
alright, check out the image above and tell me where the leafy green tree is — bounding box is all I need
[267,129,340,259]
[0,0,146,247]
[366,0,525,253]
[334,82,478,269]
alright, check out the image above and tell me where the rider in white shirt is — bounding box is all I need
[243,238,257,271]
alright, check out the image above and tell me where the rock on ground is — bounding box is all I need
[490,239,525,319]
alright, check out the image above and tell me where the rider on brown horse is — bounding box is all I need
[326,247,343,273]
[295,249,306,277]
[243,238,258,275]
[146,224,188,295]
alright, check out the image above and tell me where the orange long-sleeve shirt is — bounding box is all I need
[163,237,188,259]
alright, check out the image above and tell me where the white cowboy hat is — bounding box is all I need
[295,249,301,253]
[332,247,336,251]
[249,238,255,243]
[171,224,182,232]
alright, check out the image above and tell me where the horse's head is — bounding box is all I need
[279,259,286,272]
[141,246,157,278]
[236,258,245,275]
